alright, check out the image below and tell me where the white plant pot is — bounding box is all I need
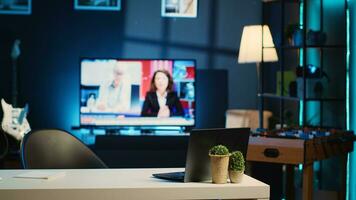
[229,170,244,183]
[209,154,230,184]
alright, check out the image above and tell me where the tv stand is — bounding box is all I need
[72,125,190,136]
[71,126,191,167]
[106,126,188,136]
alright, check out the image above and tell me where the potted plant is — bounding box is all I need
[228,151,245,183]
[285,23,303,46]
[209,145,230,184]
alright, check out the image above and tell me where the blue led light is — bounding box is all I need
[299,1,304,126]
[346,1,351,200]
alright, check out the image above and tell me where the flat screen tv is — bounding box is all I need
[80,59,196,129]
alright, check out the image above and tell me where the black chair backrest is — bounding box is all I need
[21,129,107,169]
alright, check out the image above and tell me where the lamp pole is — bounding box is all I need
[257,61,263,129]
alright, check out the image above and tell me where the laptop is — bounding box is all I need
[152,128,250,182]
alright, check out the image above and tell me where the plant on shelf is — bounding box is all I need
[209,145,229,155]
[285,23,303,46]
[228,151,245,183]
[209,145,230,184]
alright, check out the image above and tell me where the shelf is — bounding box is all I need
[258,93,300,101]
[262,0,300,4]
[305,97,346,102]
[279,45,346,49]
[259,93,345,102]
[262,0,347,128]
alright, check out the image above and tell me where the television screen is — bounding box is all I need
[80,59,195,128]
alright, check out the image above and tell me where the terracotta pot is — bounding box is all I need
[229,170,244,183]
[209,154,230,184]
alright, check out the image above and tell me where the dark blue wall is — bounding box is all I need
[0,0,261,131]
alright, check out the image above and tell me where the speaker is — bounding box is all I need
[195,69,228,129]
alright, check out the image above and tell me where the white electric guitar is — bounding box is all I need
[1,99,31,141]
[0,39,31,141]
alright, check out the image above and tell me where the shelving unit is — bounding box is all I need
[256,1,349,199]
[261,0,347,129]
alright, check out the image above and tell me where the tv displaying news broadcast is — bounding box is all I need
[80,59,195,127]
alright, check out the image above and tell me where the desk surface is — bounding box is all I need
[0,168,269,200]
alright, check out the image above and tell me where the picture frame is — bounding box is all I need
[74,0,121,11]
[161,0,198,18]
[0,0,31,15]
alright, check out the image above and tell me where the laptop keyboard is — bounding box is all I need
[152,171,185,181]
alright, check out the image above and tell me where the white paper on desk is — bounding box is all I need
[14,171,66,180]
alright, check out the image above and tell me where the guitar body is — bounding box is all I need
[1,99,31,141]
[0,39,31,142]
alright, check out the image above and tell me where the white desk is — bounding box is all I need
[0,168,269,200]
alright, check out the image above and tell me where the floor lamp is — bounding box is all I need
[237,25,278,129]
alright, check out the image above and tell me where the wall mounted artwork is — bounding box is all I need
[75,0,121,11]
[0,0,31,15]
[161,0,197,18]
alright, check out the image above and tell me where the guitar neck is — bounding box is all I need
[11,39,21,108]
[12,59,18,107]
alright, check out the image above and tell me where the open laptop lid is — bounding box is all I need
[184,128,250,182]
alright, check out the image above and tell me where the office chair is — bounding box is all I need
[21,129,107,169]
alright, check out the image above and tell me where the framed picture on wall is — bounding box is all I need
[0,0,31,15]
[75,0,121,11]
[161,0,198,18]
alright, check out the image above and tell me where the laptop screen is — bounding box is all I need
[184,128,250,182]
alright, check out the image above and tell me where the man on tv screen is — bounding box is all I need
[96,62,131,112]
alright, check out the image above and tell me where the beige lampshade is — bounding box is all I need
[238,25,278,63]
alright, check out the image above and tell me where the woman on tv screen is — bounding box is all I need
[141,70,184,117]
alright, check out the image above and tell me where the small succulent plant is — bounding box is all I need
[209,145,229,156]
[229,151,245,171]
